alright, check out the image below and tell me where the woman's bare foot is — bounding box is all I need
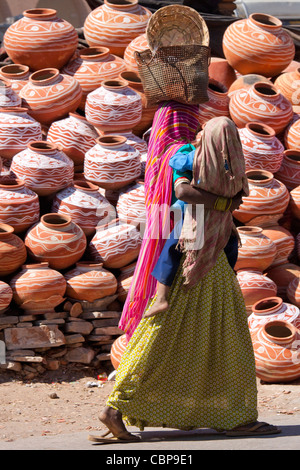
[99,406,140,441]
[143,297,169,318]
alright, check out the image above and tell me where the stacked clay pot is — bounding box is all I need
[110,334,129,369]
[266,263,300,300]
[64,261,118,302]
[248,297,300,333]
[116,181,145,225]
[289,186,300,219]
[234,226,277,272]
[0,223,27,277]
[25,213,87,270]
[274,67,300,106]
[287,276,300,307]
[10,262,67,314]
[10,141,74,197]
[47,113,98,172]
[85,79,142,133]
[0,280,13,313]
[123,33,149,74]
[0,107,42,161]
[275,150,300,190]
[0,78,21,108]
[261,224,295,268]
[117,262,136,303]
[197,79,230,126]
[20,68,82,126]
[228,74,272,97]
[236,269,277,315]
[0,64,30,94]
[83,0,152,57]
[285,118,300,151]
[84,135,141,190]
[3,8,78,71]
[208,57,237,91]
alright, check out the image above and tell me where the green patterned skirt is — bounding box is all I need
[107,251,258,431]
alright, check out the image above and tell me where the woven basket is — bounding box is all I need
[135,45,210,107]
[146,5,210,52]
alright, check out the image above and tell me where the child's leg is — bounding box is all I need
[143,282,171,318]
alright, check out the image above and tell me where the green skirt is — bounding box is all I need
[107,251,258,431]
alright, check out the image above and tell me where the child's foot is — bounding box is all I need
[143,297,169,318]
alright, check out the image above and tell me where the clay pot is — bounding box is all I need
[229,82,293,135]
[0,223,27,277]
[25,213,87,270]
[3,8,78,71]
[110,334,128,369]
[0,64,30,94]
[64,261,117,303]
[85,79,142,133]
[10,262,67,314]
[0,78,21,108]
[51,180,115,237]
[197,79,230,126]
[287,277,300,308]
[47,113,98,172]
[0,280,13,313]
[261,224,295,268]
[19,68,82,126]
[83,0,152,57]
[274,68,300,106]
[248,296,300,333]
[62,47,127,110]
[236,269,277,315]
[123,33,149,74]
[238,122,284,174]
[222,13,295,77]
[275,150,300,190]
[233,170,290,226]
[117,262,136,303]
[0,177,39,233]
[266,263,300,300]
[228,74,272,97]
[208,57,237,90]
[285,118,300,151]
[88,219,142,269]
[289,185,300,219]
[234,226,276,272]
[10,141,74,197]
[84,135,141,190]
[0,107,42,161]
[116,181,145,226]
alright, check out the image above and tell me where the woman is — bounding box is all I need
[93,102,280,442]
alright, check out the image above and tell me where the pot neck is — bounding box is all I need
[104,0,138,11]
[23,8,58,20]
[41,214,71,230]
[251,82,280,101]
[246,169,274,187]
[237,226,263,238]
[249,13,282,32]
[73,180,99,193]
[262,320,297,345]
[0,64,30,80]
[79,47,110,62]
[245,122,275,140]
[75,262,103,271]
[252,297,284,316]
[0,223,15,239]
[27,141,58,154]
[96,135,127,149]
[29,68,61,87]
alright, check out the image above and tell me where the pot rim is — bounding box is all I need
[41,213,72,228]
[249,13,282,30]
[79,47,110,59]
[245,121,276,138]
[104,0,138,9]
[101,79,129,89]
[23,8,57,19]
[253,81,279,98]
[262,319,297,345]
[73,180,100,192]
[252,296,283,315]
[29,68,60,85]
[0,223,15,236]
[96,135,127,146]
[0,64,30,77]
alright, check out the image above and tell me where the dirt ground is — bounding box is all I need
[0,364,300,443]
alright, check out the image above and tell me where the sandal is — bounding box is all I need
[226,421,281,437]
[88,429,141,444]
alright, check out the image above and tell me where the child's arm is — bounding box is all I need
[175,183,243,212]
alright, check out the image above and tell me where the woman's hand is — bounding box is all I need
[230,191,244,212]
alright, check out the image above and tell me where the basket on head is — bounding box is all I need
[146,4,210,52]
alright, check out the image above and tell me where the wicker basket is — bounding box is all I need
[135,44,210,107]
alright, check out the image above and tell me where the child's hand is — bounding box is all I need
[231,192,243,212]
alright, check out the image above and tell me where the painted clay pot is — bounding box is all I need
[10,141,74,197]
[197,79,230,126]
[123,33,148,74]
[0,280,13,313]
[228,74,272,97]
[10,262,67,314]
[234,226,277,272]
[233,170,290,227]
[275,150,300,190]
[85,79,142,133]
[25,213,87,270]
[285,118,300,151]
[3,8,78,71]
[62,47,127,110]
[84,135,141,190]
[261,224,295,268]
[208,57,237,91]
[266,263,300,300]
[0,78,21,108]
[287,277,300,308]
[248,297,300,333]
[274,68,300,106]
[83,0,152,57]
[110,334,128,369]
[0,107,42,160]
[222,13,295,77]
[229,82,293,135]
[20,68,82,126]
[51,180,115,237]
[88,219,142,269]
[47,113,98,172]
[289,185,300,219]
[0,177,39,233]
[0,223,27,277]
[251,319,300,383]
[238,122,284,174]
[116,181,145,226]
[117,262,136,303]
[236,269,277,315]
[0,64,30,94]
[64,262,117,303]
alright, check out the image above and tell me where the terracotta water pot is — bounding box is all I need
[0,107,42,161]
[123,33,149,74]
[287,277,300,308]
[51,180,115,237]
[88,219,142,269]
[110,333,129,369]
[0,64,30,94]
[84,135,141,190]
[284,118,300,151]
[236,269,277,315]
[222,13,295,77]
[274,68,300,106]
[266,263,300,300]
[83,0,152,57]
[289,185,300,219]
[47,113,98,172]
[234,226,277,272]
[116,181,145,226]
[229,81,293,135]
[261,224,295,268]
[25,213,87,270]
[0,78,21,108]
[10,141,74,197]
[117,262,136,303]
[20,68,82,126]
[275,150,300,190]
[3,8,78,71]
[0,177,39,233]
[62,47,127,110]
[238,122,284,173]
[0,280,13,313]
[233,170,290,226]
[64,262,117,303]
[10,262,67,314]
[228,74,272,97]
[0,223,27,277]
[208,57,236,90]
[197,79,230,126]
[85,79,142,133]
[248,296,300,333]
